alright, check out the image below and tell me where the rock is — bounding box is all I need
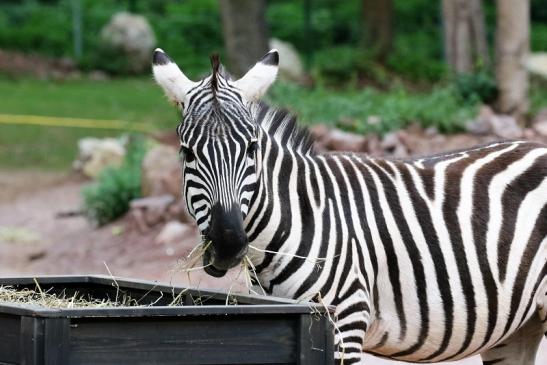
[130,195,176,231]
[525,52,547,80]
[489,115,522,139]
[367,115,381,126]
[155,221,194,246]
[380,132,399,150]
[532,108,547,137]
[309,124,330,141]
[74,137,126,178]
[323,129,368,152]
[466,105,522,139]
[269,38,306,83]
[88,70,109,81]
[395,130,413,154]
[100,12,156,73]
[381,132,409,158]
[523,128,537,140]
[466,105,495,135]
[364,134,382,156]
[130,194,175,210]
[166,200,194,224]
[425,126,438,137]
[141,145,182,197]
[57,57,76,72]
[440,134,494,152]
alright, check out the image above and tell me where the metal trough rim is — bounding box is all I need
[0,275,335,318]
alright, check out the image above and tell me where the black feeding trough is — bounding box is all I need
[0,275,334,365]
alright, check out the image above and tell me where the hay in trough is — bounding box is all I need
[0,285,130,309]
[0,277,162,309]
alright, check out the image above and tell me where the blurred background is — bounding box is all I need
[0,1,546,363]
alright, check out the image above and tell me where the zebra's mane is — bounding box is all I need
[251,101,316,155]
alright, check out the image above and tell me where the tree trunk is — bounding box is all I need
[219,0,270,78]
[362,0,393,60]
[442,0,488,73]
[469,0,489,67]
[495,0,530,118]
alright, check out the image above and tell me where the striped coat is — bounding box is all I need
[152,48,547,364]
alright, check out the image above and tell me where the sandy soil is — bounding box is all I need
[0,170,545,364]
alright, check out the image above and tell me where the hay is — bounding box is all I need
[0,284,135,309]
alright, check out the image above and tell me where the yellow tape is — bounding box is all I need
[0,114,155,133]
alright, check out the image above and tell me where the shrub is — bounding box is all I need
[267,81,478,135]
[386,31,446,82]
[532,23,547,52]
[530,81,547,115]
[312,46,363,86]
[454,71,498,104]
[82,135,146,226]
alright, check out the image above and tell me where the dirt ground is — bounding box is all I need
[0,171,243,290]
[0,170,545,364]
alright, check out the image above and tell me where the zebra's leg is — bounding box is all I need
[333,297,371,364]
[335,334,366,365]
[538,280,547,336]
[480,315,544,365]
[535,276,547,339]
[334,332,367,365]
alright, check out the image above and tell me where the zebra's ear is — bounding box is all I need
[152,48,197,104]
[234,49,279,101]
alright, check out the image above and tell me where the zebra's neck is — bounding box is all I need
[243,105,375,302]
[244,126,310,298]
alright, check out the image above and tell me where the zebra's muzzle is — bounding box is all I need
[202,244,248,278]
[203,249,228,278]
[203,202,248,277]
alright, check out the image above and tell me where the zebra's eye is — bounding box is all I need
[247,141,257,157]
[181,146,195,163]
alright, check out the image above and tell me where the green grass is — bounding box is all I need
[2,76,544,171]
[0,77,177,169]
[268,82,479,134]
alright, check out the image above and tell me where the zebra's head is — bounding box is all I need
[152,48,278,277]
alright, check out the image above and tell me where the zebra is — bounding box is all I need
[152,48,547,364]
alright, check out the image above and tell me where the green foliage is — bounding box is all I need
[532,0,547,23]
[268,82,478,134]
[386,31,446,82]
[146,0,223,77]
[84,43,134,75]
[268,0,360,56]
[0,1,74,57]
[386,0,445,81]
[312,46,364,86]
[0,0,223,77]
[312,46,392,88]
[82,135,146,226]
[454,71,498,104]
[530,81,547,115]
[1,0,545,81]
[532,24,547,52]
